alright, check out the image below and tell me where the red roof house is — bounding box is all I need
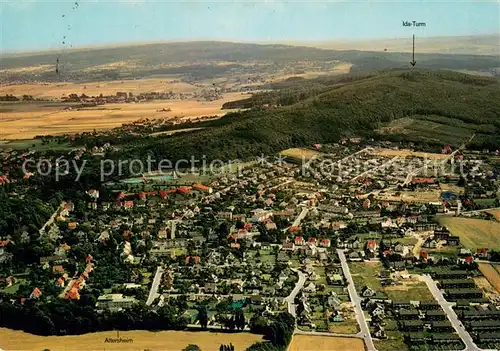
[366,240,378,252]
[294,236,305,246]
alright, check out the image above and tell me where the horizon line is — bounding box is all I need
[1,32,499,57]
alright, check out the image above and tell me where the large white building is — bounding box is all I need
[96,293,137,312]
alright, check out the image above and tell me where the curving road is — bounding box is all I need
[337,249,377,351]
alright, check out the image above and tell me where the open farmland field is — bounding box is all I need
[0,328,263,351]
[438,217,500,250]
[478,263,500,293]
[289,335,365,351]
[0,93,246,139]
[371,147,449,160]
[0,77,198,98]
[280,148,319,161]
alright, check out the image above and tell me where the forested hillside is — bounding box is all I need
[116,69,500,164]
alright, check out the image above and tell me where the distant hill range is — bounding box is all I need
[0,39,499,83]
[281,34,500,56]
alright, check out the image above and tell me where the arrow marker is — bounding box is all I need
[410,34,416,66]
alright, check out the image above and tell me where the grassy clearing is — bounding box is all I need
[349,262,383,292]
[439,217,500,250]
[328,319,359,334]
[478,263,500,293]
[374,331,408,351]
[384,281,434,301]
[0,328,263,351]
[289,335,365,351]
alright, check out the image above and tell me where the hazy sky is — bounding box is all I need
[1,0,499,52]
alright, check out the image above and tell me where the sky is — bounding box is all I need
[1,0,499,52]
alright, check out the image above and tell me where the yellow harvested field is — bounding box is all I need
[372,148,449,159]
[289,335,365,351]
[0,93,247,139]
[0,78,198,98]
[439,217,500,250]
[0,328,263,351]
[280,148,319,161]
[478,263,500,293]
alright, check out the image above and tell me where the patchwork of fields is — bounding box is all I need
[0,93,246,139]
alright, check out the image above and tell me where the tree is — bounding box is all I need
[235,308,245,330]
[245,342,283,351]
[196,305,209,329]
[182,345,201,351]
[249,315,268,334]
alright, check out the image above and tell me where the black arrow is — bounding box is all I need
[410,34,416,66]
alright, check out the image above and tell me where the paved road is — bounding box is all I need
[39,201,65,236]
[146,266,164,306]
[422,275,484,351]
[292,208,309,228]
[337,249,377,351]
[284,269,307,317]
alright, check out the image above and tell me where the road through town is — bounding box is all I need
[422,275,484,351]
[146,266,164,306]
[337,249,377,351]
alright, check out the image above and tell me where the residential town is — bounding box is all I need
[1,140,500,351]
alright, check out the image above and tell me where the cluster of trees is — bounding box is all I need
[0,297,188,336]
[249,312,295,349]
